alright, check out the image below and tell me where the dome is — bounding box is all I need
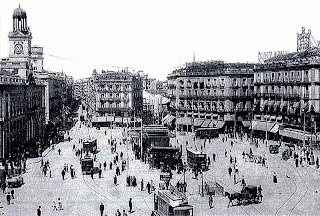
[13,5,27,19]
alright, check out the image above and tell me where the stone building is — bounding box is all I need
[168,61,254,132]
[0,75,45,160]
[87,69,143,124]
[253,27,320,145]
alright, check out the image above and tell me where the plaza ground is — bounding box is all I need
[0,122,320,215]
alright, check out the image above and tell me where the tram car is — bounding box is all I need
[83,139,97,153]
[186,148,208,171]
[269,144,280,154]
[81,154,94,175]
[195,127,219,139]
[154,190,193,216]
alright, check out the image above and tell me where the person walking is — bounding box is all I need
[104,161,107,171]
[99,203,104,216]
[91,168,94,179]
[141,179,144,191]
[6,192,10,205]
[129,198,133,213]
[37,206,41,216]
[10,189,14,199]
[99,168,102,178]
[58,149,61,155]
[61,169,66,180]
[123,209,128,216]
[212,153,216,162]
[258,185,263,201]
[273,172,277,183]
[209,195,213,209]
[147,182,151,194]
[114,175,117,185]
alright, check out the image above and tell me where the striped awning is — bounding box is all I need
[270,123,279,133]
[201,119,211,128]
[194,119,204,127]
[251,120,275,132]
[215,121,225,129]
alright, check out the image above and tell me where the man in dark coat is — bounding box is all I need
[99,203,104,216]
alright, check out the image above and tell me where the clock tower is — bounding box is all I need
[7,4,32,77]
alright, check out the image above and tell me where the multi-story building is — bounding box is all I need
[168,61,255,132]
[0,75,45,160]
[253,27,320,145]
[87,69,143,122]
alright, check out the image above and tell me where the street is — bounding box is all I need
[1,122,320,215]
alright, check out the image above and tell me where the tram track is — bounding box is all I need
[268,153,309,216]
[82,174,150,215]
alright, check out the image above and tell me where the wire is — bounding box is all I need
[43,53,143,72]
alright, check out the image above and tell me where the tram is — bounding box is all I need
[195,127,219,139]
[154,190,193,216]
[81,154,94,175]
[186,148,208,171]
[83,139,97,153]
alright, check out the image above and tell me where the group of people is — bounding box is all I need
[99,198,132,216]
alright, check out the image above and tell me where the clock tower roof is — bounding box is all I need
[13,4,27,19]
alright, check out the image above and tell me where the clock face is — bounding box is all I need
[14,43,23,54]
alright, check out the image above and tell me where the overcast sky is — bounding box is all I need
[0,0,320,80]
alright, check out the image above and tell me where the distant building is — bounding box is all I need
[168,61,254,132]
[87,69,143,121]
[253,27,320,145]
[0,75,45,160]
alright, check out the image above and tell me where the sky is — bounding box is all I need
[1,0,320,81]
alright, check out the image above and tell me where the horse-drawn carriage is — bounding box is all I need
[282,148,293,160]
[245,153,265,164]
[225,185,262,207]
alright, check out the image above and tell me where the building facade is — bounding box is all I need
[87,69,143,119]
[253,27,320,145]
[168,61,254,132]
[0,75,45,160]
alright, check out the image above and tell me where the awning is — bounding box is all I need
[279,128,316,141]
[242,121,251,128]
[270,116,276,121]
[280,101,288,108]
[177,117,192,125]
[264,115,270,120]
[194,119,204,127]
[162,114,171,122]
[302,102,309,110]
[201,119,211,128]
[270,123,279,133]
[251,120,275,131]
[276,116,282,121]
[149,146,180,153]
[293,102,300,109]
[174,205,194,211]
[106,116,114,122]
[215,121,225,129]
[212,114,219,118]
[208,121,215,128]
[268,100,275,106]
[91,116,107,123]
[274,101,281,107]
[163,115,176,125]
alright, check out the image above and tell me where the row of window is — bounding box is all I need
[178,78,254,88]
[256,70,313,83]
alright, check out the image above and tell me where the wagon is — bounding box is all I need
[240,185,259,204]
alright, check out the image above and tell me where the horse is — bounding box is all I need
[225,191,241,207]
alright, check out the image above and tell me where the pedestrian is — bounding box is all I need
[100,202,104,216]
[228,167,232,176]
[91,168,94,179]
[147,182,151,194]
[116,209,121,216]
[104,161,107,171]
[213,153,216,161]
[110,161,113,170]
[129,198,133,213]
[141,179,144,191]
[209,195,213,208]
[58,149,61,155]
[258,185,263,201]
[50,170,52,178]
[273,172,277,183]
[99,168,102,178]
[61,169,66,180]
[296,158,299,167]
[225,149,227,157]
[11,189,14,199]
[58,198,63,210]
[241,176,246,187]
[123,209,128,216]
[6,193,10,205]
[37,206,41,216]
[53,201,58,211]
[114,175,117,185]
